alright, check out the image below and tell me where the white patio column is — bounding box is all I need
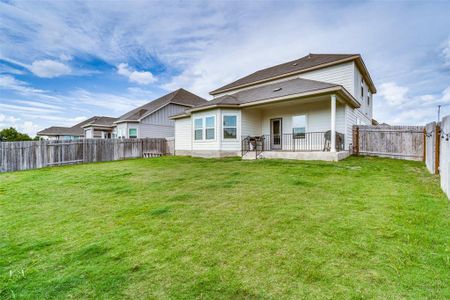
[330,94,336,152]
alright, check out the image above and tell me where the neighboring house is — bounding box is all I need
[171,53,377,161]
[37,126,84,140]
[81,116,118,138]
[37,116,116,140]
[114,88,207,139]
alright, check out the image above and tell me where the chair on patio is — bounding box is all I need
[323,130,344,151]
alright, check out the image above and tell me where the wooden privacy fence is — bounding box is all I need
[353,125,425,161]
[0,138,173,173]
[425,116,450,199]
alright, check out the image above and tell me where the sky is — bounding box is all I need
[1,0,450,136]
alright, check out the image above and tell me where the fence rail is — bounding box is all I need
[353,125,425,161]
[0,138,172,173]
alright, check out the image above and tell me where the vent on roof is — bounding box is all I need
[292,62,298,66]
[273,87,282,92]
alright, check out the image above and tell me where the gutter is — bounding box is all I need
[170,86,360,119]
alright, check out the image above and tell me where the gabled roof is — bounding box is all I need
[210,53,376,95]
[37,126,84,136]
[81,116,118,128]
[171,77,359,119]
[116,88,207,123]
[37,116,114,136]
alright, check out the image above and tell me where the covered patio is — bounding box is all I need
[239,93,352,161]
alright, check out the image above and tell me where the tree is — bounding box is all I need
[0,127,34,142]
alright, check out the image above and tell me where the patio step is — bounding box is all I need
[242,151,263,160]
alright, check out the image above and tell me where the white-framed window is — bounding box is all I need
[84,128,93,139]
[117,128,125,138]
[223,115,237,139]
[194,118,203,140]
[128,128,138,138]
[205,116,215,140]
[367,91,371,106]
[292,115,306,139]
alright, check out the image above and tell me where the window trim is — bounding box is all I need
[128,127,138,139]
[205,115,216,140]
[222,114,238,141]
[292,114,307,139]
[360,78,364,100]
[193,115,216,142]
[194,117,204,141]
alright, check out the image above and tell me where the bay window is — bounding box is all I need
[205,116,215,140]
[194,118,203,140]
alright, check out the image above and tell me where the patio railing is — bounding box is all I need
[241,131,345,155]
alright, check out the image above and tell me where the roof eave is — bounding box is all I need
[354,57,377,94]
[137,102,194,122]
[175,86,360,117]
[239,86,360,109]
[113,120,140,124]
[170,113,190,120]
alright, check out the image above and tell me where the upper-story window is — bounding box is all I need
[360,78,364,100]
[367,91,371,106]
[223,115,237,139]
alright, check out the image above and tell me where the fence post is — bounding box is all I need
[435,124,440,175]
[423,127,426,162]
[354,126,360,156]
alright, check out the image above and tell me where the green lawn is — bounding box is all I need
[0,156,449,299]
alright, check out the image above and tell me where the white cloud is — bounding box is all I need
[442,37,450,66]
[0,64,25,75]
[0,113,42,136]
[378,82,409,106]
[21,121,41,135]
[117,63,156,85]
[442,86,450,101]
[66,89,147,112]
[13,100,63,110]
[0,75,46,95]
[59,54,73,61]
[0,113,20,123]
[419,95,435,102]
[29,59,71,78]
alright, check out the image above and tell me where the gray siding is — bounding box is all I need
[141,104,188,126]
[139,124,175,138]
[138,104,189,138]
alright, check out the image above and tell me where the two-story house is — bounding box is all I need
[171,54,376,161]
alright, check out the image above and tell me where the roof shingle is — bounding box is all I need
[37,116,116,136]
[210,54,359,95]
[196,77,339,108]
[116,88,207,122]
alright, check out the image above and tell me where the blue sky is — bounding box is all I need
[1,0,449,136]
